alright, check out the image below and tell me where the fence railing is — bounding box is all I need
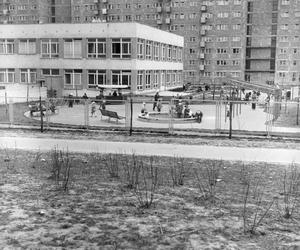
[1,96,300,138]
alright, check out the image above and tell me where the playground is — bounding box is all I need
[32,99,273,133]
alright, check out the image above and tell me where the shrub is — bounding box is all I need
[50,148,72,191]
[135,156,158,208]
[170,156,186,187]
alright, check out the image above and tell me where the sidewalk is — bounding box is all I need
[0,136,299,164]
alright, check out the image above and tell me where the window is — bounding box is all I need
[167,45,172,61]
[176,71,182,84]
[64,69,82,87]
[232,36,241,42]
[41,39,59,58]
[87,38,106,58]
[154,42,160,61]
[172,71,176,85]
[0,69,14,83]
[166,71,171,86]
[88,70,106,88]
[216,24,228,30]
[145,70,151,89]
[112,38,131,59]
[153,71,159,88]
[111,70,131,86]
[217,60,227,65]
[233,24,241,30]
[161,71,165,86]
[233,12,241,18]
[64,39,82,58]
[42,69,59,76]
[19,39,36,54]
[0,39,14,54]
[234,0,241,4]
[217,48,228,54]
[232,48,240,54]
[145,40,153,60]
[137,70,143,90]
[172,46,177,61]
[161,44,166,61]
[137,39,144,59]
[20,69,36,84]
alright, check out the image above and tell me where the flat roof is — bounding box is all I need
[0,22,184,47]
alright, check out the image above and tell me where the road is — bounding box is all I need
[0,136,299,164]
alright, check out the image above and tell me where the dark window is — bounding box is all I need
[247,2,253,12]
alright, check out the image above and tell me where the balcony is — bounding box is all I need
[157,6,162,13]
[200,17,206,24]
[199,53,205,59]
[93,10,99,15]
[201,5,207,12]
[200,29,206,35]
[102,0,107,2]
[200,41,205,47]
[3,9,8,15]
[165,18,170,24]
[165,6,171,12]
[157,19,162,25]
[102,8,107,14]
[93,0,98,3]
[199,65,205,71]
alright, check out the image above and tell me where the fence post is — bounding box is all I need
[45,98,50,129]
[9,98,14,125]
[39,96,43,133]
[84,99,89,129]
[229,101,233,139]
[168,99,174,134]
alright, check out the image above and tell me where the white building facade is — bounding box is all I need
[0,22,184,97]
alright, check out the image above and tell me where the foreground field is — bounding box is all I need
[0,149,299,249]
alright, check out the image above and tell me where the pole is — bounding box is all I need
[297,97,299,126]
[129,96,133,136]
[40,95,43,133]
[229,101,233,139]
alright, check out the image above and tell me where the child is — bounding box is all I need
[157,99,162,112]
[91,102,96,117]
[141,102,147,114]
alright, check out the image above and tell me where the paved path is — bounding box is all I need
[0,136,299,164]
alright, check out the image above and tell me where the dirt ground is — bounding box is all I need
[0,149,299,249]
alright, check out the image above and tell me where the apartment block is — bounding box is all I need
[0,0,71,24]
[0,22,184,97]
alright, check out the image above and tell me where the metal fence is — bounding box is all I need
[1,96,300,138]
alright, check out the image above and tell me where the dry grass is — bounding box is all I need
[0,149,299,249]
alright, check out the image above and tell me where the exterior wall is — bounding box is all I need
[0,23,183,96]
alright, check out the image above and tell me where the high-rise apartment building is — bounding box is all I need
[0,0,71,24]
[1,0,300,97]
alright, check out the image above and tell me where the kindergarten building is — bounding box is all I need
[0,22,184,98]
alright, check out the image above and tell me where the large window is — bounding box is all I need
[112,38,131,59]
[166,71,171,86]
[88,70,106,88]
[137,70,143,90]
[64,69,82,87]
[19,39,36,54]
[41,39,59,58]
[167,45,172,61]
[172,46,177,61]
[161,44,166,61]
[111,70,131,86]
[145,70,151,89]
[161,71,165,87]
[145,40,152,60]
[137,39,144,59]
[153,71,159,88]
[0,69,14,83]
[87,38,106,58]
[64,39,82,58]
[0,39,14,54]
[154,42,160,61]
[20,69,36,84]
